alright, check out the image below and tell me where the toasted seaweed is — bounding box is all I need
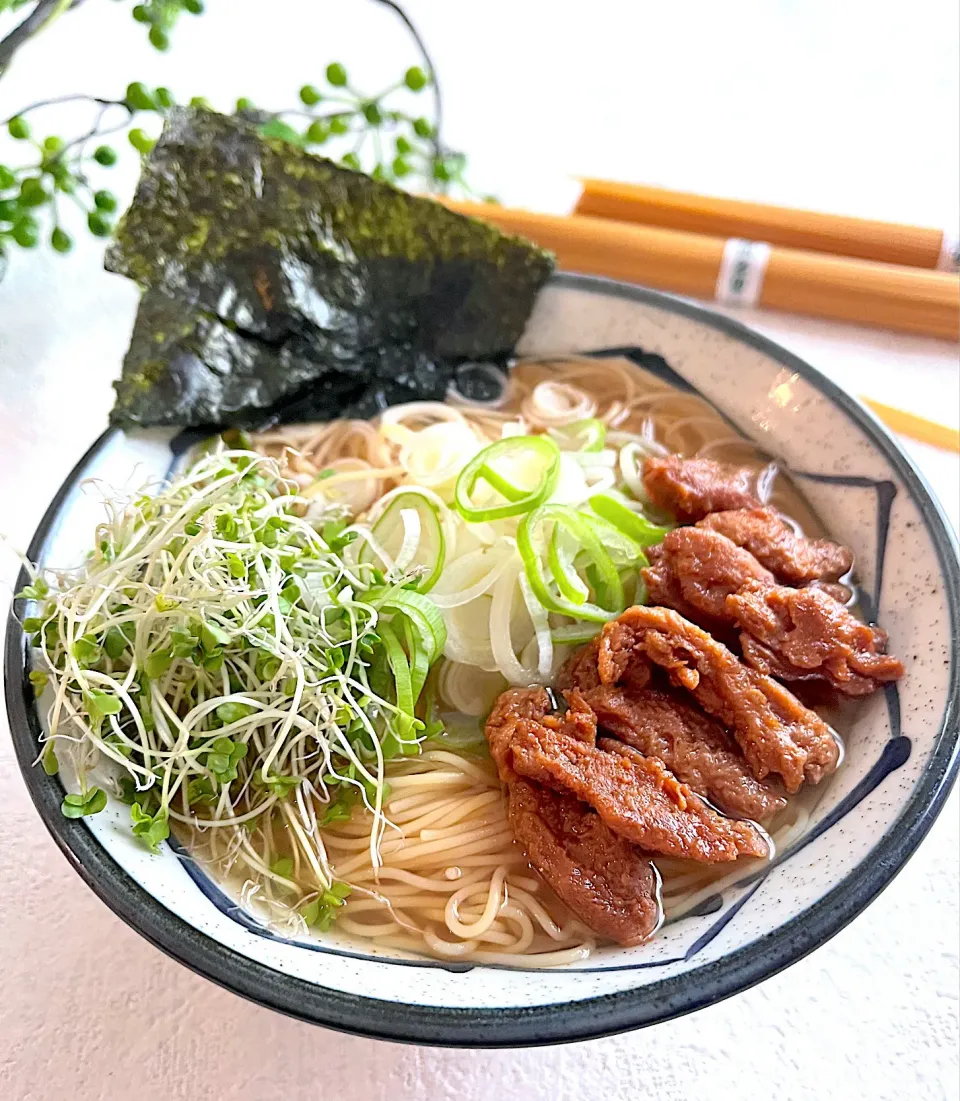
[105,108,554,429]
[112,289,364,429]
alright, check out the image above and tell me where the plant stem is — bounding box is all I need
[0,0,80,79]
[371,0,446,188]
[3,93,124,125]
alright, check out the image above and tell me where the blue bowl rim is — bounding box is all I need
[5,272,959,1047]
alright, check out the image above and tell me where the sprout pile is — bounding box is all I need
[21,448,445,931]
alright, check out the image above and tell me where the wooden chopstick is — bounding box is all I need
[859,398,960,453]
[442,200,960,342]
[575,180,960,273]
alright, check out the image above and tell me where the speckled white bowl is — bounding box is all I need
[6,275,959,1046]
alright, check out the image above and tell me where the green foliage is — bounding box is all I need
[0,1,480,264]
[301,881,352,931]
[61,787,107,819]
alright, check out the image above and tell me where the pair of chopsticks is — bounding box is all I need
[442,190,960,454]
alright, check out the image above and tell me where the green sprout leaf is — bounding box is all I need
[61,787,107,819]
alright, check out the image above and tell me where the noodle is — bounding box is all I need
[231,355,838,965]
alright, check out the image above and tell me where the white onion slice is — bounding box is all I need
[379,402,467,429]
[429,545,514,609]
[439,661,509,716]
[490,561,538,685]
[519,571,553,680]
[392,508,422,572]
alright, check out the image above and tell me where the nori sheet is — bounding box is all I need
[105,108,554,429]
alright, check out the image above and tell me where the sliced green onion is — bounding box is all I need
[376,588,447,664]
[582,513,649,565]
[549,417,606,452]
[378,622,414,717]
[517,504,624,623]
[548,525,588,606]
[550,621,604,644]
[589,491,672,548]
[454,436,561,522]
[362,489,446,592]
[402,616,430,703]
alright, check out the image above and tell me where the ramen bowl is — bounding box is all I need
[6,274,959,1046]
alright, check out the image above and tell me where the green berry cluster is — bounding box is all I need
[271,61,469,192]
[0,7,481,264]
[130,0,205,53]
[0,114,120,254]
[0,77,182,259]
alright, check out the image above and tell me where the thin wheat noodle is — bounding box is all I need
[234,354,842,964]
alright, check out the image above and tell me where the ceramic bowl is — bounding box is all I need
[6,274,959,1046]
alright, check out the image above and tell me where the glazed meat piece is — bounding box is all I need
[730,585,905,697]
[698,508,854,585]
[486,688,770,863]
[642,456,763,522]
[598,607,840,793]
[487,685,597,769]
[642,527,774,626]
[579,684,787,821]
[508,779,662,947]
[556,637,651,695]
[640,527,895,696]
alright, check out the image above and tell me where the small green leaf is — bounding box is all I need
[144,649,173,678]
[128,128,155,155]
[50,227,73,254]
[148,25,170,51]
[72,635,100,665]
[103,628,128,660]
[91,690,122,716]
[216,701,255,725]
[305,120,328,145]
[29,669,49,696]
[125,81,156,112]
[225,553,245,579]
[201,621,230,650]
[264,774,301,797]
[41,742,58,775]
[61,787,107,819]
[258,119,305,147]
[271,857,294,879]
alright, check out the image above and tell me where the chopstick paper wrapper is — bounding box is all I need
[442,201,960,342]
[575,179,960,273]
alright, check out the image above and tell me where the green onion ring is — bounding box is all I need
[454,436,561,522]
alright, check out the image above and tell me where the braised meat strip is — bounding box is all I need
[576,683,786,821]
[598,607,840,793]
[643,526,775,628]
[507,779,662,946]
[486,688,770,863]
[557,627,785,821]
[642,456,763,522]
[641,527,901,696]
[697,507,853,586]
[731,585,904,696]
